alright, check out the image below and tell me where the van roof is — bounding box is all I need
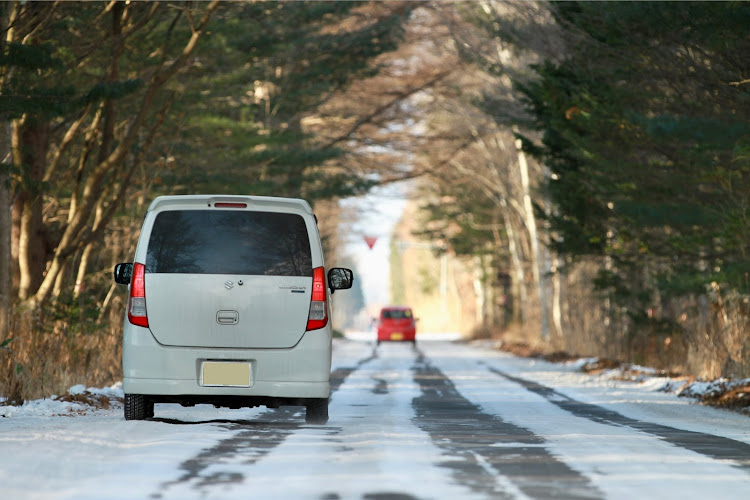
[147,195,314,215]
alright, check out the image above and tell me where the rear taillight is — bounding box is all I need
[306,266,328,330]
[128,263,149,327]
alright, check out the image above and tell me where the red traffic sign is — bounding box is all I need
[364,236,378,249]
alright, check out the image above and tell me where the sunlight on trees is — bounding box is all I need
[2,1,749,401]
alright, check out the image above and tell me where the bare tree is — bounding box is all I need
[7,1,219,309]
[396,1,563,337]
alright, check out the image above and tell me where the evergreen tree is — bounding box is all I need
[516,2,750,324]
[5,1,220,307]
[155,1,411,201]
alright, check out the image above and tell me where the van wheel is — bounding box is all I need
[305,397,329,424]
[145,399,155,419]
[124,394,151,420]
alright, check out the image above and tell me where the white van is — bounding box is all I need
[113,195,353,423]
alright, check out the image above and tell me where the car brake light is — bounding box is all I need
[214,202,247,208]
[128,263,149,327]
[306,267,328,330]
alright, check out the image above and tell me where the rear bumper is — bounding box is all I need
[122,324,331,399]
[377,328,416,341]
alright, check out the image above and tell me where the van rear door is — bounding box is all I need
[142,209,316,349]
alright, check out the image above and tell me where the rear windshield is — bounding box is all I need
[146,210,313,276]
[382,309,412,319]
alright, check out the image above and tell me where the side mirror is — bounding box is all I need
[114,263,134,285]
[328,267,353,293]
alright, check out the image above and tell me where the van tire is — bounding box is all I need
[124,394,151,420]
[145,398,155,419]
[305,397,329,424]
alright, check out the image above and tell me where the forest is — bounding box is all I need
[1,1,749,402]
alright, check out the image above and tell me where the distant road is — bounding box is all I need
[344,330,464,342]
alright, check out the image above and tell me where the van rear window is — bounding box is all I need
[146,210,313,276]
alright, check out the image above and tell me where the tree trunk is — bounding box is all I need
[0,2,14,335]
[499,198,527,324]
[473,255,486,326]
[29,1,220,307]
[551,254,564,340]
[516,136,549,340]
[52,260,68,299]
[72,198,105,299]
[483,253,496,327]
[0,120,11,336]
[14,118,50,301]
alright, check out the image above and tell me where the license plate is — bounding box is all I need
[201,361,252,387]
[390,332,404,341]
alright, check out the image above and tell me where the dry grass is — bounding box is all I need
[0,303,123,404]
[676,379,750,413]
[706,385,750,411]
[54,391,123,411]
[492,339,580,364]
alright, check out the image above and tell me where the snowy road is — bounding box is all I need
[2,336,750,500]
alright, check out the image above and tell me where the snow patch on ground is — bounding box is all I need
[0,382,124,419]
[476,338,750,416]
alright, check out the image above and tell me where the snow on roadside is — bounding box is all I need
[474,339,750,417]
[0,382,124,419]
[573,361,750,415]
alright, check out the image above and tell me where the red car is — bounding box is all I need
[376,306,417,344]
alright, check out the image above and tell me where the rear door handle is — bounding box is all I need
[216,310,239,325]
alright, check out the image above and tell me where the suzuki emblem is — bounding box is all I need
[224,280,234,290]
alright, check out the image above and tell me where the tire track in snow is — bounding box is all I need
[152,346,379,498]
[412,351,603,500]
[489,367,750,473]
[330,346,379,392]
[153,414,303,497]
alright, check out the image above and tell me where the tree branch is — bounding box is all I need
[31,1,220,306]
[317,69,455,151]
